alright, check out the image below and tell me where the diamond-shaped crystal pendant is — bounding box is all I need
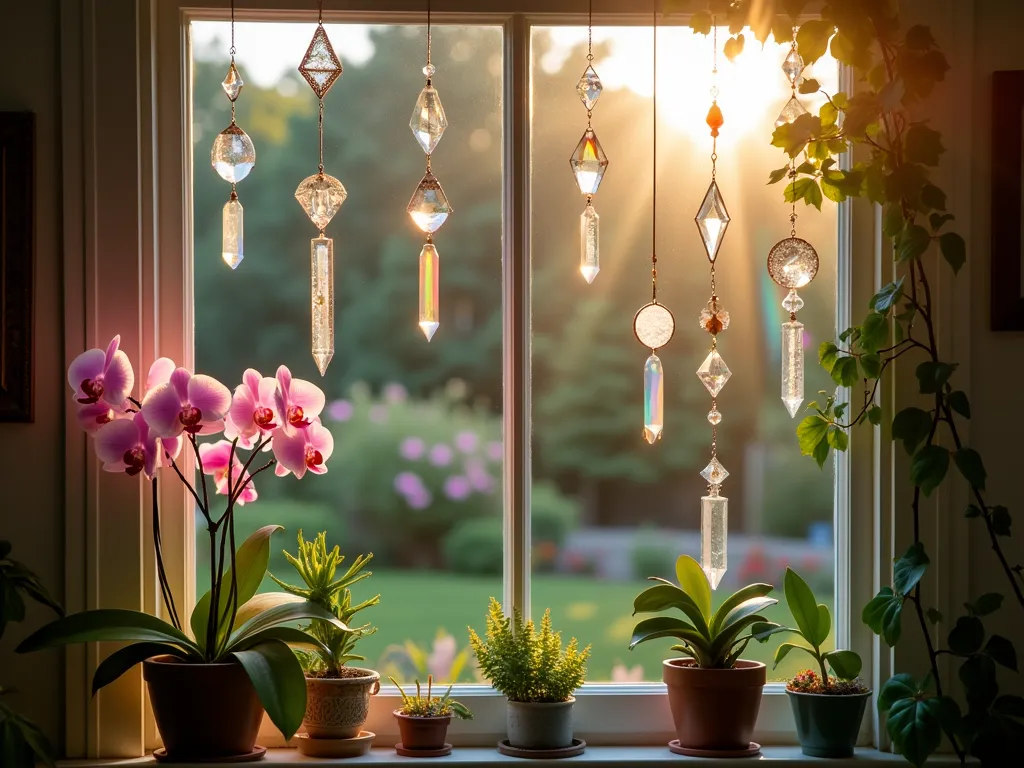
[782,46,805,84]
[782,320,805,418]
[298,24,343,99]
[701,487,728,589]
[644,354,664,445]
[419,243,440,342]
[576,65,603,110]
[410,85,448,155]
[295,173,348,231]
[776,95,809,127]
[407,172,452,233]
[580,203,599,283]
[211,124,255,183]
[222,197,243,270]
[222,61,243,101]
[311,237,334,376]
[700,457,730,486]
[695,181,730,262]
[570,128,609,196]
[697,349,731,397]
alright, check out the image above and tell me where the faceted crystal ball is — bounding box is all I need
[295,173,348,231]
[211,124,255,183]
[767,236,819,289]
[633,302,675,350]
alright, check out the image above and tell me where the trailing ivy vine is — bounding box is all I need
[667,1,1023,764]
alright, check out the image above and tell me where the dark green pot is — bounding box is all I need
[787,689,871,758]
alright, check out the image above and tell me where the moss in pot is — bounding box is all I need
[469,598,590,752]
[390,675,472,755]
[630,554,784,756]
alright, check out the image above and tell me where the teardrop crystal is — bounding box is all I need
[569,128,609,196]
[211,124,255,183]
[407,172,452,233]
[295,173,348,231]
[409,85,448,155]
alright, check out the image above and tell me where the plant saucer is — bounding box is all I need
[153,746,267,763]
[497,738,586,759]
[395,742,453,757]
[668,740,761,758]
[295,730,375,758]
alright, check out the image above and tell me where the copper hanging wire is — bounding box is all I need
[651,0,658,302]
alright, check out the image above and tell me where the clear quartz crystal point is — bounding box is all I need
[776,95,809,127]
[697,349,732,397]
[222,62,244,101]
[407,172,452,233]
[222,197,243,270]
[310,237,334,376]
[419,243,440,341]
[409,84,449,154]
[644,354,664,444]
[700,457,730,486]
[782,46,805,84]
[211,124,255,183]
[782,320,805,417]
[580,202,600,283]
[295,173,348,231]
[569,128,609,195]
[695,181,730,262]
[577,65,603,110]
[701,488,728,590]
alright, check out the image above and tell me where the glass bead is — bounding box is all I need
[700,457,730,486]
[423,63,436,78]
[707,409,722,425]
[782,289,805,314]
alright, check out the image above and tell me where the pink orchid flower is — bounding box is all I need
[272,418,334,480]
[273,365,325,436]
[142,368,231,438]
[226,369,281,447]
[68,335,135,408]
[198,440,258,505]
[94,412,162,477]
[76,401,118,435]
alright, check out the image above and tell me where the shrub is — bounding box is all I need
[442,518,502,576]
[531,483,579,547]
[629,526,677,580]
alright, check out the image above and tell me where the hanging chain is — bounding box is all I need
[651,0,658,303]
[317,0,323,25]
[229,0,236,57]
[318,100,324,173]
[426,0,432,74]
[587,0,594,61]
[710,19,718,180]
[788,30,799,238]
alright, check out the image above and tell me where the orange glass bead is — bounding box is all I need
[706,103,724,137]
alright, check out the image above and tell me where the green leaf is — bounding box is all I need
[859,312,889,353]
[831,356,858,387]
[710,583,774,637]
[910,445,950,496]
[825,650,862,680]
[953,448,986,491]
[229,625,332,657]
[92,642,188,695]
[15,609,201,656]
[717,596,779,637]
[891,407,933,455]
[867,405,883,426]
[816,604,832,647]
[632,584,710,638]
[947,616,984,655]
[674,555,712,624]
[947,391,970,419]
[939,232,966,274]
[905,25,936,51]
[191,524,283,653]
[784,568,821,646]
[227,601,349,653]
[926,608,943,624]
[819,341,840,372]
[904,124,945,166]
[894,543,931,595]
[785,178,823,210]
[929,212,955,231]
[985,635,1017,671]
[863,588,903,647]
[773,642,815,670]
[231,639,307,740]
[689,10,713,35]
[920,184,946,212]
[768,165,790,185]
[973,593,1003,617]
[796,19,833,63]
[879,673,919,714]
[883,204,905,238]
[870,278,905,312]
[629,616,707,654]
[896,223,931,263]
[797,415,830,466]
[960,654,998,711]
[887,697,946,768]
[826,425,849,452]
[916,361,956,394]
[991,506,1011,536]
[798,78,820,94]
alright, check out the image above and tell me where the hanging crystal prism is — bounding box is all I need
[222,195,243,270]
[407,172,452,233]
[298,24,343,98]
[782,319,805,417]
[701,487,728,589]
[569,128,609,195]
[211,124,255,183]
[576,65,603,110]
[222,62,244,100]
[695,181,730,262]
[580,202,600,284]
[700,457,730,486]
[776,95,809,127]
[696,348,732,397]
[644,354,664,444]
[409,85,448,154]
[419,243,440,341]
[295,173,348,231]
[781,46,805,84]
[311,237,334,376]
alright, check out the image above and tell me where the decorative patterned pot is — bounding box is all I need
[506,697,575,750]
[394,711,452,750]
[787,689,871,757]
[144,655,264,759]
[303,668,381,739]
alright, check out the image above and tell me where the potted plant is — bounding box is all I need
[271,530,381,757]
[16,338,344,761]
[771,568,869,757]
[630,554,783,757]
[389,675,472,756]
[469,597,589,755]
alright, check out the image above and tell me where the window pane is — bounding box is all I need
[530,26,838,682]
[192,22,502,682]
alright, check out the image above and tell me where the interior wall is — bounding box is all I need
[0,0,66,750]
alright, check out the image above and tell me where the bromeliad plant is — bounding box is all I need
[16,337,345,740]
[271,530,380,676]
[389,675,473,720]
[629,555,782,668]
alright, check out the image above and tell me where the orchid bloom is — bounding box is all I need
[226,369,281,448]
[198,440,258,505]
[142,368,232,438]
[76,401,117,435]
[272,418,334,479]
[94,412,163,477]
[68,335,135,408]
[273,365,325,436]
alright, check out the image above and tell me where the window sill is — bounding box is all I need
[60,746,966,766]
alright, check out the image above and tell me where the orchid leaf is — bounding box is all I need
[674,555,711,624]
[92,642,189,695]
[15,609,201,656]
[231,639,307,740]
[632,584,710,638]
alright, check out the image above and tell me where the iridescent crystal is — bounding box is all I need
[580,203,599,284]
[419,242,440,341]
[782,289,805,314]
[695,181,730,262]
[701,457,730,486]
[295,173,348,231]
[222,62,244,101]
[409,85,448,154]
[782,46,805,84]
[407,172,452,233]
[311,237,334,376]
[707,409,722,425]
[211,124,255,183]
[697,349,731,397]
[644,354,664,445]
[776,95,809,127]
[701,489,728,589]
[576,65,603,110]
[782,320,805,418]
[634,303,675,350]
[222,197,243,270]
[569,128,609,195]
[768,237,819,289]
[298,24,343,98]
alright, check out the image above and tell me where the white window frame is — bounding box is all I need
[60,0,975,758]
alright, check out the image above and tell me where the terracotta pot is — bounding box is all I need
[662,658,765,752]
[144,655,264,759]
[394,710,451,750]
[506,697,575,750]
[787,689,871,757]
[303,668,381,739]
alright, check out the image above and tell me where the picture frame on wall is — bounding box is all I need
[991,70,1024,331]
[0,111,34,422]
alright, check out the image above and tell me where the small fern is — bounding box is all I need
[390,675,473,720]
[468,597,589,703]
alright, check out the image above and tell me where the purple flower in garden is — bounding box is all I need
[465,458,494,493]
[444,475,472,501]
[383,382,407,404]
[369,404,389,423]
[400,436,426,460]
[327,399,353,422]
[429,443,454,466]
[455,430,479,454]
[394,471,425,497]
[407,487,432,510]
[486,440,502,462]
